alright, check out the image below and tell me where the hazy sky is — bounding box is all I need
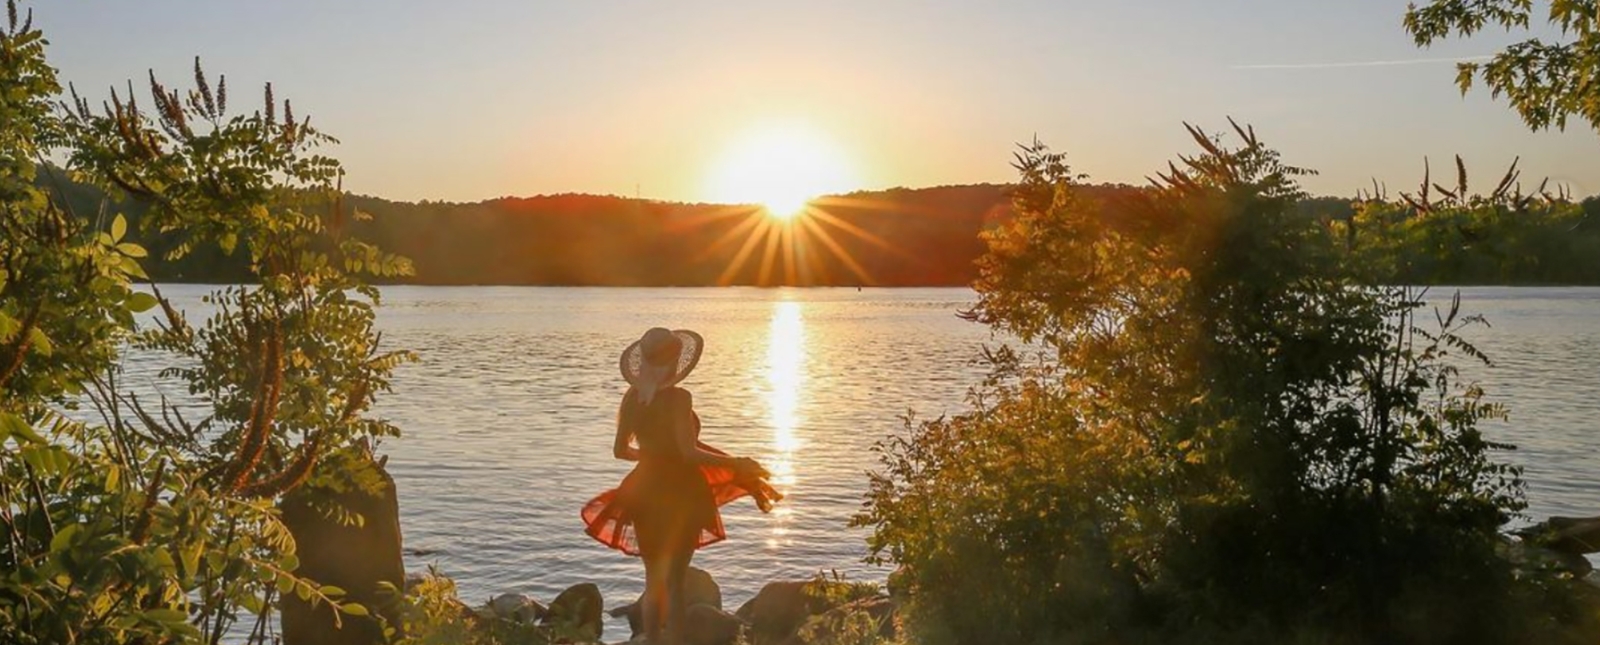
[33,1,1600,203]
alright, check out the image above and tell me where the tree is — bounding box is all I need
[1404,0,1600,133]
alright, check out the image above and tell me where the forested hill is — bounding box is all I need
[45,176,1600,286]
[341,184,1049,286]
[46,180,1135,286]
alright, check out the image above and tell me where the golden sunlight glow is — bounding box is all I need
[706,124,857,219]
[765,300,805,484]
[764,300,805,548]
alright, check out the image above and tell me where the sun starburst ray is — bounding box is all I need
[798,215,875,285]
[665,205,763,235]
[809,194,916,214]
[807,208,905,257]
[718,217,774,286]
[781,222,800,286]
[695,209,767,263]
[756,222,784,286]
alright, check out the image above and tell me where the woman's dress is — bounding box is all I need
[582,387,779,555]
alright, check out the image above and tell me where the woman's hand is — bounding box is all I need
[734,457,771,479]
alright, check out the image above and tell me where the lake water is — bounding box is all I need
[128,285,1600,630]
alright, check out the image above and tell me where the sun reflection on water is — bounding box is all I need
[764,300,805,547]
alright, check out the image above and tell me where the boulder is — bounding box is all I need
[279,459,405,645]
[885,565,911,600]
[734,580,830,644]
[684,603,745,645]
[686,567,724,610]
[542,582,604,642]
[1503,537,1595,577]
[1516,516,1600,555]
[611,566,723,637]
[486,592,547,623]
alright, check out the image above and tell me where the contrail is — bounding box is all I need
[1232,55,1493,70]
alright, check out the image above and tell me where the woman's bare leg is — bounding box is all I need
[663,540,694,645]
[636,524,666,643]
[642,558,666,643]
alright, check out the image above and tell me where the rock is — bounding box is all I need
[684,603,745,645]
[612,566,723,637]
[487,592,547,623]
[1516,515,1600,555]
[686,567,724,611]
[279,457,405,645]
[734,580,830,644]
[885,566,911,600]
[1504,537,1595,577]
[604,604,636,640]
[542,582,604,642]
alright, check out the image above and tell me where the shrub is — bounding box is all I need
[1,1,412,642]
[855,123,1597,645]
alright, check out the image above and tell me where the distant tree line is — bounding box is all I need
[48,174,1600,287]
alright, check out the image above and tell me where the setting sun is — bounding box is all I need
[706,124,857,219]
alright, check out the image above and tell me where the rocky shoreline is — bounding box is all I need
[274,461,1600,645]
[440,566,899,645]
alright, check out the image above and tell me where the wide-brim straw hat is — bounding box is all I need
[619,327,703,392]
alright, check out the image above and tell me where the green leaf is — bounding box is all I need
[0,412,46,445]
[19,446,59,475]
[180,542,202,579]
[140,608,188,624]
[27,327,52,357]
[120,257,150,280]
[0,311,18,341]
[49,523,83,554]
[340,602,369,617]
[320,585,346,598]
[127,292,159,313]
[111,215,127,243]
[116,242,148,258]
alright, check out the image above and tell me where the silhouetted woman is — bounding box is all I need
[583,327,781,645]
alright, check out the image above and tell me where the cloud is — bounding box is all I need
[1231,55,1494,70]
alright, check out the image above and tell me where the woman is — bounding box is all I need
[582,327,781,645]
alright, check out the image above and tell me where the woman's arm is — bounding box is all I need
[613,395,640,462]
[669,390,748,470]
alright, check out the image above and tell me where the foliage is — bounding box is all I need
[855,122,1598,645]
[802,570,884,608]
[797,573,895,645]
[1404,0,1600,133]
[1,1,413,642]
[387,567,595,645]
[1326,157,1600,285]
[385,569,527,645]
[798,609,894,645]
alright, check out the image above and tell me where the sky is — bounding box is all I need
[31,1,1600,204]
